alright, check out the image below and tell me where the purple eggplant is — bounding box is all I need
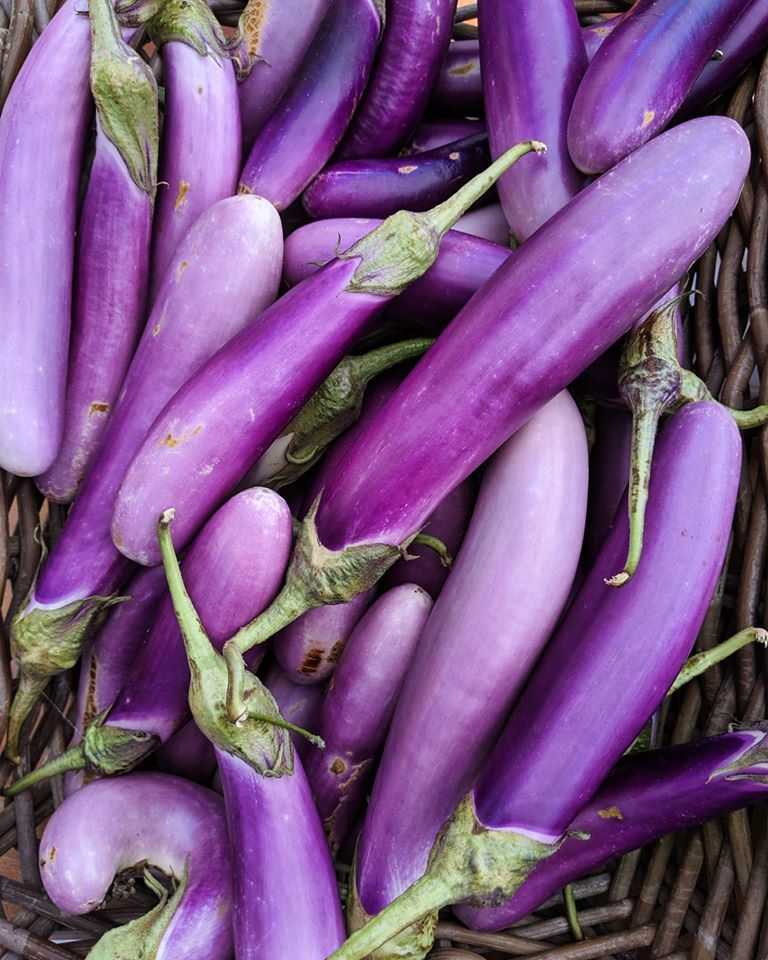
[232,0,331,148]
[304,584,433,855]
[0,0,92,476]
[111,142,544,567]
[40,772,232,959]
[156,721,218,784]
[37,0,159,503]
[581,15,622,60]
[406,119,485,153]
[217,749,345,960]
[238,0,382,211]
[261,660,325,735]
[567,0,752,175]
[6,195,283,762]
[303,133,490,220]
[456,726,768,931]
[583,407,632,566]
[338,0,456,159]
[429,40,483,117]
[480,0,587,242]
[452,204,510,245]
[350,392,587,949]
[331,401,741,960]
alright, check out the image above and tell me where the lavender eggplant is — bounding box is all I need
[429,40,482,117]
[111,142,545,566]
[232,0,331,148]
[0,0,92,476]
[452,204,511,245]
[6,195,283,762]
[303,134,490,220]
[337,0,457,160]
[238,0,381,211]
[261,660,325,734]
[331,401,740,960]
[304,584,433,855]
[480,0,587,242]
[349,392,587,956]
[567,0,752,175]
[40,773,232,959]
[156,721,218,784]
[406,119,485,153]
[456,726,768,931]
[38,1,158,504]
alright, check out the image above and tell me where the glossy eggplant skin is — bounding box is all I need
[567,0,752,174]
[457,727,768,930]
[479,0,587,241]
[337,0,457,160]
[429,40,483,117]
[583,407,632,566]
[406,120,485,153]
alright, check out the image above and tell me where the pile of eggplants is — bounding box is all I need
[2,0,768,958]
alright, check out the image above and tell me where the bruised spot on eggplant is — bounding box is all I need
[176,259,189,278]
[328,640,344,664]
[449,60,477,76]
[159,426,202,449]
[300,647,324,675]
[152,323,162,336]
[642,110,655,128]
[398,165,418,174]
[598,806,624,820]
[196,86,203,94]
[241,0,270,56]
[83,655,101,728]
[88,401,110,417]
[174,180,190,211]
[330,757,346,775]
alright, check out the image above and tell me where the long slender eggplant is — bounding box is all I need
[156,721,218,784]
[40,773,232,959]
[581,16,622,59]
[304,584,433,855]
[37,0,159,504]
[429,40,483,117]
[567,0,752,175]
[232,0,331,148]
[117,0,241,299]
[6,195,283,762]
[0,0,92,476]
[261,659,325,735]
[303,134,491,220]
[330,401,741,960]
[456,726,768,931]
[583,407,631,566]
[479,0,587,242]
[205,118,747,728]
[337,0,457,159]
[111,142,544,565]
[350,392,587,957]
[406,119,485,154]
[238,0,382,211]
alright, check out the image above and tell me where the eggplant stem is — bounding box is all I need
[563,883,584,941]
[411,533,453,568]
[4,673,48,764]
[4,741,86,796]
[667,627,768,697]
[245,706,325,749]
[348,337,434,384]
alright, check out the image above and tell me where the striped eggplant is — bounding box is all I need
[0,0,92,476]
[304,584,433,855]
[6,196,283,762]
[337,0,457,159]
[567,0,752,174]
[238,0,381,210]
[330,400,741,960]
[40,773,232,959]
[429,40,483,117]
[480,0,587,242]
[37,0,159,503]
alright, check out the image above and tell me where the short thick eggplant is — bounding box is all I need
[0,0,92,476]
[429,39,482,117]
[337,0,457,159]
[304,584,433,855]
[567,0,752,174]
[479,0,587,241]
[350,393,587,948]
[40,773,232,959]
[6,196,283,761]
[238,0,381,210]
[303,133,490,220]
[456,726,768,930]
[38,0,159,503]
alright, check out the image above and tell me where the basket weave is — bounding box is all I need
[1,1,768,958]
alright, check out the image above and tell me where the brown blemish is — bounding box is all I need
[328,641,344,664]
[176,258,189,279]
[152,323,162,336]
[448,152,460,160]
[448,59,477,76]
[88,401,110,417]
[83,656,100,728]
[197,86,203,94]
[330,757,346,775]
[398,164,418,174]
[642,109,655,128]
[159,426,202,449]
[241,0,270,56]
[598,806,624,820]
[300,647,324,676]
[174,180,190,211]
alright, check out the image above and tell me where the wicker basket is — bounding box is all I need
[1,0,767,957]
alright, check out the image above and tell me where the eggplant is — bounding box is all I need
[452,204,511,245]
[567,0,752,174]
[406,119,485,153]
[0,0,92,476]
[581,16,622,59]
[479,0,587,242]
[583,407,632,566]
[40,773,232,959]
[232,0,331,148]
[330,400,741,960]
[429,40,483,117]
[337,0,457,159]
[37,0,159,503]
[304,584,433,855]
[303,133,491,220]
[456,726,768,930]
[6,195,283,762]
[156,721,218,784]
[238,0,382,211]
[350,392,587,954]
[261,659,325,736]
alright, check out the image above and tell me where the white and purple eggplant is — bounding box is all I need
[479,0,587,242]
[0,0,92,476]
[40,772,232,959]
[567,0,752,175]
[238,0,382,211]
[337,0,457,160]
[429,40,483,117]
[330,400,741,960]
[37,0,159,504]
